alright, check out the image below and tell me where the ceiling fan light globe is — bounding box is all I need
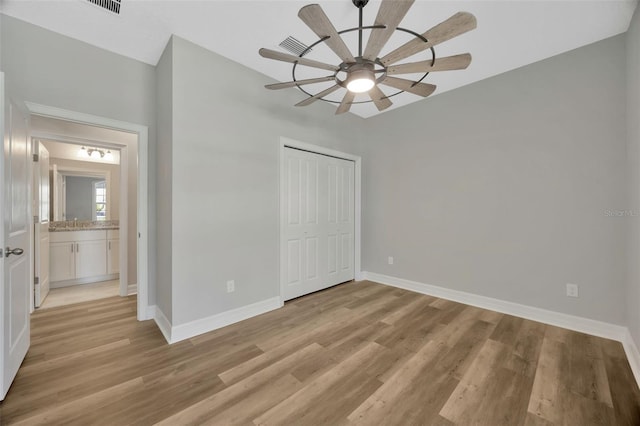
[347,77,375,93]
[346,68,375,93]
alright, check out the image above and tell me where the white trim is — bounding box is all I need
[117,145,129,298]
[146,304,156,319]
[160,297,283,344]
[127,283,137,295]
[622,329,640,386]
[153,306,172,344]
[278,137,362,298]
[0,72,6,397]
[24,102,150,321]
[363,271,628,342]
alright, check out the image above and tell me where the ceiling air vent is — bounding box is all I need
[85,0,122,14]
[279,36,311,57]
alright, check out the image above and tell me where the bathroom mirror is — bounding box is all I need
[51,165,112,221]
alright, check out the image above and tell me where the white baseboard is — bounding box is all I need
[145,305,156,321]
[153,305,172,344]
[153,297,283,344]
[622,329,640,386]
[127,283,137,295]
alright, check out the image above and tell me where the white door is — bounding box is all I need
[326,157,355,286]
[52,164,64,221]
[34,140,50,307]
[1,78,32,400]
[281,147,354,300]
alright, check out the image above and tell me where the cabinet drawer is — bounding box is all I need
[50,230,107,243]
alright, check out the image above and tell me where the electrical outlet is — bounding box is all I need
[226,280,235,293]
[566,283,579,298]
[388,256,394,265]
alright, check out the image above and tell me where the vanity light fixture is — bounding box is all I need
[78,146,114,161]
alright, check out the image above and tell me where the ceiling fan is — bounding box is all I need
[259,0,477,115]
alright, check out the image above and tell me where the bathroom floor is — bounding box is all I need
[39,279,121,309]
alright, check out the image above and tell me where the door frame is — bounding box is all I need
[24,102,150,321]
[278,137,362,303]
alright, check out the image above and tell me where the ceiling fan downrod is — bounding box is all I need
[353,0,369,57]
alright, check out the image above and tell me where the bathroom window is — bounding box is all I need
[94,180,107,221]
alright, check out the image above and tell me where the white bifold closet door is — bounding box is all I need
[281,147,355,301]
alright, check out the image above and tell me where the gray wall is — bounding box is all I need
[156,37,173,322]
[168,36,363,326]
[1,15,156,303]
[361,35,628,325]
[627,7,640,344]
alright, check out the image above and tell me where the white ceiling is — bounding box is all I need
[2,0,637,118]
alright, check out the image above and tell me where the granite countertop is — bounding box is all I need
[49,226,120,232]
[49,220,120,232]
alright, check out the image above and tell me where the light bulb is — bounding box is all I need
[78,146,88,158]
[105,150,114,161]
[347,77,375,93]
[91,150,101,159]
[346,68,375,93]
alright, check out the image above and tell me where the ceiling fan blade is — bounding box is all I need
[336,91,356,115]
[386,53,472,75]
[266,76,336,90]
[380,12,477,66]
[363,0,414,61]
[259,48,339,72]
[298,4,356,63]
[368,86,392,111]
[295,84,342,107]
[380,77,436,97]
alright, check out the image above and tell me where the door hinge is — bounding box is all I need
[33,153,39,162]
[34,276,39,285]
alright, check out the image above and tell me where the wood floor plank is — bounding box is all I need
[0,282,638,425]
[527,336,566,424]
[254,341,386,425]
[347,339,450,424]
[156,343,325,425]
[439,339,510,423]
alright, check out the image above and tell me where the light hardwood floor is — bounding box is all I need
[1,281,639,425]
[39,279,120,309]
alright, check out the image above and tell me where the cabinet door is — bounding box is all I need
[50,242,75,282]
[75,240,107,279]
[107,239,120,275]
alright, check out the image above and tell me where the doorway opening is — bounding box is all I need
[25,103,149,320]
[33,135,124,309]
